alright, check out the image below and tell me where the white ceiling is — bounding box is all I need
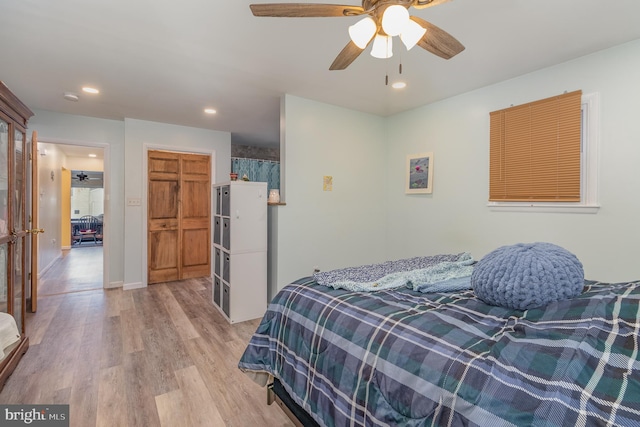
[56,144,104,160]
[2,0,640,148]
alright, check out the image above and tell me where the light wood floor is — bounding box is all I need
[0,248,294,427]
[39,245,104,295]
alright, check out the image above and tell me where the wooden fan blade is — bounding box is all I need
[410,16,464,59]
[412,0,452,10]
[329,41,365,70]
[250,3,364,17]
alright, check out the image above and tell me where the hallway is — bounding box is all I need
[38,246,103,296]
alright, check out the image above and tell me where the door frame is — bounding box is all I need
[142,143,216,287]
[29,131,39,312]
[35,138,110,289]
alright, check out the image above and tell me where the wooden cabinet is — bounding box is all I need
[212,181,267,323]
[0,81,32,390]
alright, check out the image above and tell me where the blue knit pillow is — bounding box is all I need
[471,242,584,310]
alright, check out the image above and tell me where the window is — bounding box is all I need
[488,91,599,213]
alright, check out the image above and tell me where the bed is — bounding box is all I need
[238,251,640,426]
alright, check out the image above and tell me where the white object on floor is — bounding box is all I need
[0,312,20,361]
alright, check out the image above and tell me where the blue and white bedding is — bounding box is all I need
[239,268,640,426]
[313,252,474,292]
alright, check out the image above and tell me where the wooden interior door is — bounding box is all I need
[148,151,180,284]
[147,150,211,284]
[180,154,210,279]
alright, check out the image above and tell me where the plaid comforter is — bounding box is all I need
[238,278,640,426]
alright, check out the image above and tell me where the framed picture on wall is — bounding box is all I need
[406,152,433,194]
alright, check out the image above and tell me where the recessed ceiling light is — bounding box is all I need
[82,87,100,94]
[204,108,217,114]
[88,154,97,158]
[63,92,79,102]
[392,82,407,89]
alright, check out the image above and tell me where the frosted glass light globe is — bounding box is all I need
[370,34,393,59]
[348,17,377,49]
[381,5,410,37]
[400,19,427,50]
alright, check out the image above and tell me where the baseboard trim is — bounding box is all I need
[38,253,62,278]
[106,281,124,289]
[123,282,145,291]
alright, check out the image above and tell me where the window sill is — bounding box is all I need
[487,203,600,214]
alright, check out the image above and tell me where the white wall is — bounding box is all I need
[274,95,388,288]
[36,143,65,273]
[122,118,231,288]
[385,39,640,282]
[71,188,104,218]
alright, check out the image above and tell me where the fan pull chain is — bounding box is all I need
[385,74,389,86]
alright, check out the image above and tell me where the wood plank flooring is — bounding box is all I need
[0,248,294,427]
[38,245,104,295]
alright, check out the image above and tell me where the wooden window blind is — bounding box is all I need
[489,90,582,202]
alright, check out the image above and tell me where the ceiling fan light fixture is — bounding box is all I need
[400,19,427,50]
[348,17,377,49]
[381,5,410,37]
[371,34,393,59]
[249,2,464,70]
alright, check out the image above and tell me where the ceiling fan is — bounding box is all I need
[75,171,89,182]
[73,171,101,182]
[250,0,465,70]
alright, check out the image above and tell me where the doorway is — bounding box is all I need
[36,142,106,296]
[69,170,104,247]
